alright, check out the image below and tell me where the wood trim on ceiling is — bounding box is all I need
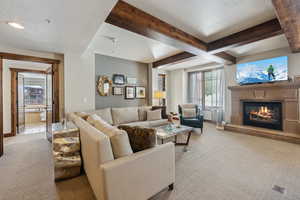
[272,0,300,53]
[208,19,283,53]
[105,0,236,65]
[153,52,195,68]
[0,52,60,64]
[154,18,283,68]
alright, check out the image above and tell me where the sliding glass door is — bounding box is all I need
[188,68,225,110]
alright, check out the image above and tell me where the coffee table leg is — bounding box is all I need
[185,131,192,145]
[183,131,192,152]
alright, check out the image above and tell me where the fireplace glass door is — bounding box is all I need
[243,102,282,130]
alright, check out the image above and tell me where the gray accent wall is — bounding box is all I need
[95,54,149,109]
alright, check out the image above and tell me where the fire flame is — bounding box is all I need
[259,106,269,114]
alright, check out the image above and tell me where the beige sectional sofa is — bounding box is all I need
[87,106,169,128]
[68,106,175,200]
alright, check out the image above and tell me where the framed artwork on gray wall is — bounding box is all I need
[112,74,126,85]
[127,77,137,85]
[136,86,146,99]
[125,86,135,99]
[113,87,123,95]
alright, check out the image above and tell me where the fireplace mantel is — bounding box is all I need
[228,81,300,91]
[227,80,300,135]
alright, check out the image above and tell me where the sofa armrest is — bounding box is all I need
[101,143,175,200]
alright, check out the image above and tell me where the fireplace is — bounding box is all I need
[243,101,283,130]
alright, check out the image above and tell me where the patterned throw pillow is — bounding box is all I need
[182,109,196,118]
[118,125,157,153]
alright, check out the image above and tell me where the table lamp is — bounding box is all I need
[154,90,166,106]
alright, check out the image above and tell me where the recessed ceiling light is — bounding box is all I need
[7,22,24,29]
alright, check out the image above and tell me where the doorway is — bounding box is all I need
[0,53,61,157]
[10,66,55,137]
[16,72,49,134]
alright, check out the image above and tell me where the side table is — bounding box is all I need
[52,121,82,181]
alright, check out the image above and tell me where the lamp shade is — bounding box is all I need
[154,91,166,99]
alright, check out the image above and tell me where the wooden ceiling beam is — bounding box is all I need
[154,19,283,68]
[105,0,236,65]
[152,51,236,68]
[272,0,300,53]
[208,19,283,53]
[153,52,194,68]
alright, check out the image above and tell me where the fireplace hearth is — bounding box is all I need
[243,102,282,130]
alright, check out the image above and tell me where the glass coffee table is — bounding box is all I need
[156,124,193,152]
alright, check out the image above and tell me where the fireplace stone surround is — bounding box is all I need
[225,81,300,143]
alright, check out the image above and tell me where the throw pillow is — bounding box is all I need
[147,109,162,121]
[182,109,196,118]
[118,125,157,152]
[138,106,152,121]
[110,132,133,158]
[111,107,139,125]
[87,114,122,137]
[87,114,134,159]
[75,111,89,120]
[89,108,113,125]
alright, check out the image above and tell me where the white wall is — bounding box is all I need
[166,69,188,113]
[64,51,96,113]
[224,47,300,123]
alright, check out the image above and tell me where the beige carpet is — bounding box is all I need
[1,123,300,200]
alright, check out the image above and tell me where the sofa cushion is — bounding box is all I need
[110,132,133,159]
[112,107,139,125]
[118,125,157,153]
[87,114,123,137]
[182,108,196,118]
[121,121,150,128]
[148,119,169,127]
[181,104,196,109]
[89,108,113,125]
[138,106,152,121]
[147,109,162,121]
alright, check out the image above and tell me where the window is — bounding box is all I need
[158,74,166,91]
[23,78,46,105]
[157,74,166,105]
[188,68,225,110]
[188,72,203,107]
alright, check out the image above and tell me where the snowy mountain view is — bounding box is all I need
[237,56,288,84]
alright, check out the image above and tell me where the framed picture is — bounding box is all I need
[112,74,126,85]
[113,87,123,95]
[125,86,135,99]
[127,77,137,85]
[97,76,112,96]
[136,86,146,99]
